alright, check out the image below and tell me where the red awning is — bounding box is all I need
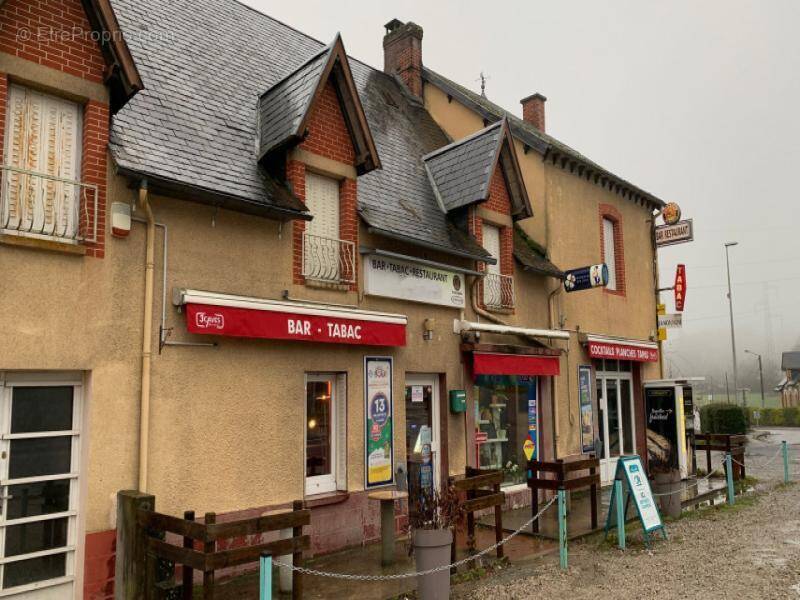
[175,289,407,347]
[472,353,561,377]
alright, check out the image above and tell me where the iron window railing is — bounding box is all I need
[302,232,356,284]
[0,165,99,244]
[483,272,515,310]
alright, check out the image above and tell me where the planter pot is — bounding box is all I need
[653,469,682,518]
[413,528,453,600]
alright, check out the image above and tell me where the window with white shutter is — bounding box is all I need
[302,172,354,283]
[2,85,85,242]
[603,218,617,291]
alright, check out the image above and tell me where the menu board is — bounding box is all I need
[364,357,394,488]
[605,455,666,539]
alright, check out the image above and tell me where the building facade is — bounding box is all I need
[0,2,664,599]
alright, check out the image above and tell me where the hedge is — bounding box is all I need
[700,403,748,434]
[747,406,800,427]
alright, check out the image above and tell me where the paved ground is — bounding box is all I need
[455,433,800,600]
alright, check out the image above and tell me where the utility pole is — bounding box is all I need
[725,371,730,403]
[745,349,766,409]
[724,242,740,405]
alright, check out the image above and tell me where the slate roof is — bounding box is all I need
[782,352,800,371]
[424,121,503,212]
[109,0,489,260]
[258,45,329,160]
[513,228,564,279]
[422,67,665,209]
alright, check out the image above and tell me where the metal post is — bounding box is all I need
[614,479,625,549]
[783,441,790,484]
[758,355,765,409]
[558,489,567,570]
[259,552,273,600]
[724,242,739,405]
[725,453,735,505]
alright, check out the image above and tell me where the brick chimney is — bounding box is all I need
[520,93,547,132]
[383,19,424,98]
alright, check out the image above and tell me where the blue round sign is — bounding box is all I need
[370,392,389,427]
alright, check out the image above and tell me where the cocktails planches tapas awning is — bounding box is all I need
[472,353,561,377]
[173,289,407,347]
[583,334,659,363]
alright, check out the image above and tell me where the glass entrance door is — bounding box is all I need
[0,378,82,599]
[596,362,636,484]
[404,376,439,503]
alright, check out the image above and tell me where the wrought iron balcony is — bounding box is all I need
[302,232,356,284]
[0,165,99,244]
[483,272,515,310]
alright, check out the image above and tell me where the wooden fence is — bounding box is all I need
[116,490,310,599]
[526,455,600,533]
[449,467,505,568]
[695,433,747,480]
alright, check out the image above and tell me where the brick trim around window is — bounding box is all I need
[599,203,625,296]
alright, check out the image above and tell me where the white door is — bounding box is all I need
[597,366,635,484]
[404,375,441,499]
[0,375,82,599]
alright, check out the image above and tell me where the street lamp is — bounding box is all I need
[745,349,765,408]
[724,242,739,405]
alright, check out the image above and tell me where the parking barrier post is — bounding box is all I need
[260,552,272,600]
[783,441,790,484]
[725,453,735,505]
[558,489,567,570]
[614,479,626,549]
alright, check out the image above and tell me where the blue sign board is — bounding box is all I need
[564,264,609,293]
[605,455,667,544]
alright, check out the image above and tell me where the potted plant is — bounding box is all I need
[408,483,463,600]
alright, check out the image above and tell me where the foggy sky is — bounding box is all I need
[244,0,800,387]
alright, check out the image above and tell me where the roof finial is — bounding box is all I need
[476,71,490,97]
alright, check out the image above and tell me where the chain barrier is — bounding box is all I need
[272,496,558,581]
[730,444,784,471]
[650,457,728,498]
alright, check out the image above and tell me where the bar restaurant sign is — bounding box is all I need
[364,255,465,308]
[364,356,394,488]
[655,219,693,247]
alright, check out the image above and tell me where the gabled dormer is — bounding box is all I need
[257,35,380,291]
[258,34,380,175]
[422,118,531,312]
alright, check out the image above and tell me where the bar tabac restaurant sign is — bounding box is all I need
[175,289,407,346]
[364,254,465,308]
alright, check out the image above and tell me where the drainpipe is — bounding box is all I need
[469,275,506,326]
[139,180,155,492]
[547,285,569,459]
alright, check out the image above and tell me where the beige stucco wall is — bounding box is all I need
[424,81,662,458]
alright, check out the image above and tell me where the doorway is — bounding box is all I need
[404,375,440,503]
[595,361,636,483]
[0,374,83,599]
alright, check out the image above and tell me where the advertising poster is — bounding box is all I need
[578,366,594,453]
[364,357,394,488]
[644,386,678,470]
[527,383,538,461]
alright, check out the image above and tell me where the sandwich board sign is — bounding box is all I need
[604,455,667,544]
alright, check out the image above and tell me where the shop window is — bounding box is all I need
[305,373,347,496]
[2,85,95,244]
[474,375,538,486]
[302,172,355,284]
[595,361,636,483]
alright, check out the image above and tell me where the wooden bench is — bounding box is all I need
[527,455,600,533]
[695,433,747,480]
